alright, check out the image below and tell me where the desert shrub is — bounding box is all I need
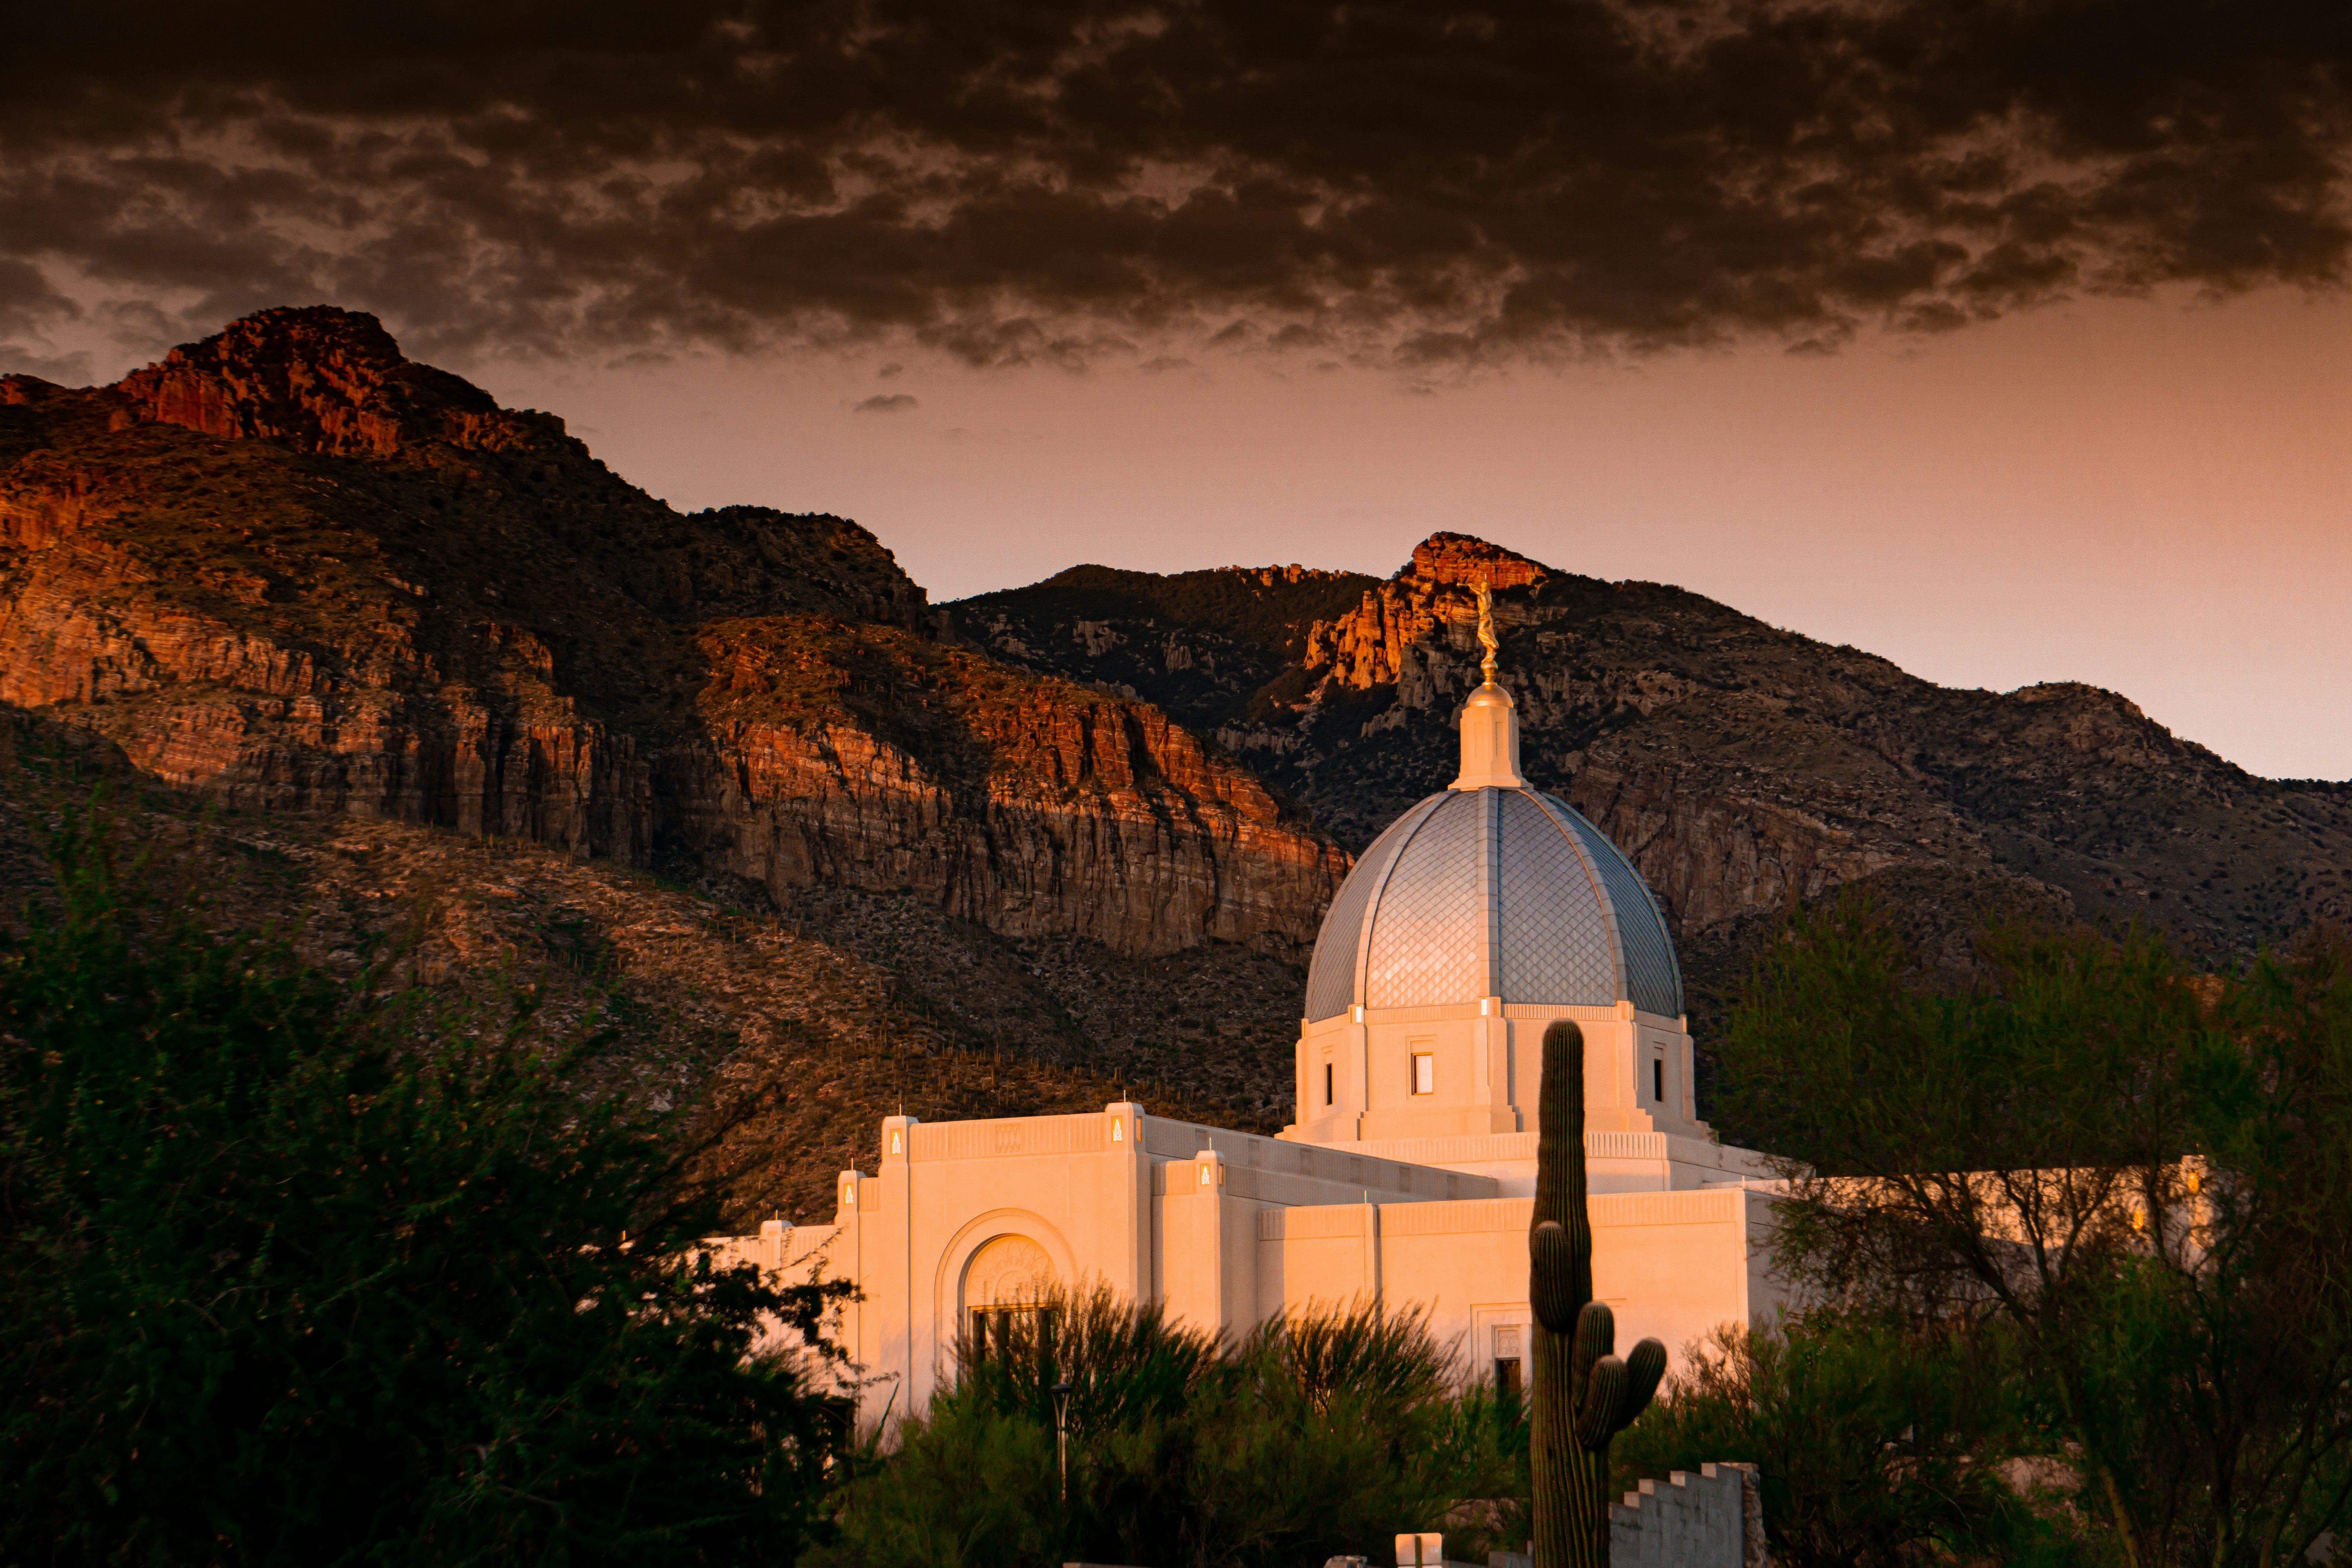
[0,808,853,1565]
[826,1285,1523,1568]
[1198,1302,1526,1566]
[1614,1311,2068,1568]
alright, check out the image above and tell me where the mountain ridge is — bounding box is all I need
[0,306,1347,963]
[949,532,2352,1024]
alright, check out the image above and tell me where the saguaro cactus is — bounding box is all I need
[1529,1020,1667,1568]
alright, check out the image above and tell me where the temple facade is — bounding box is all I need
[731,592,1784,1423]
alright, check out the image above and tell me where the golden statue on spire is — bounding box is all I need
[1475,578,1500,685]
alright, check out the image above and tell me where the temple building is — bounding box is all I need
[735,590,1783,1421]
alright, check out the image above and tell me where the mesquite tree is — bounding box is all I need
[1529,1020,1667,1568]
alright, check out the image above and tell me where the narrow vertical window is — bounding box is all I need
[1494,1325,1523,1399]
[1324,1062,1334,1105]
[1412,1052,1435,1095]
[1653,1058,1665,1103]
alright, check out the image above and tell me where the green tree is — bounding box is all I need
[0,809,853,1565]
[1715,895,2352,1568]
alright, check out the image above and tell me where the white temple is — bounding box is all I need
[732,591,1783,1420]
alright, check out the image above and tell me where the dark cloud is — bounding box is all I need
[0,344,93,383]
[851,392,919,412]
[0,257,81,336]
[1,0,2347,370]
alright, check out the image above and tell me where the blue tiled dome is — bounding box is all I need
[1304,788,1683,1024]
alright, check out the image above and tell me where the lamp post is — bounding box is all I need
[1051,1379,1074,1504]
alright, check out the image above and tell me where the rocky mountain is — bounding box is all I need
[951,533,2352,1032]
[9,305,2347,1185]
[0,308,1345,965]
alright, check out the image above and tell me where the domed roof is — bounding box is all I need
[1303,786,1684,1023]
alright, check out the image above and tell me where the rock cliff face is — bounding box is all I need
[0,307,1344,957]
[677,616,1345,952]
[953,532,2352,990]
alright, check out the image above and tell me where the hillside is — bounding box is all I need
[0,715,1288,1225]
[952,533,2352,1034]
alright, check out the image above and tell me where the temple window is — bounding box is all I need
[1493,1324,1523,1397]
[1412,1052,1435,1095]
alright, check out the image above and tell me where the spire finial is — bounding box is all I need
[1451,577,1525,790]
[1475,579,1500,684]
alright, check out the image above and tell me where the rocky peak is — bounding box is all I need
[1404,531,1547,591]
[108,306,554,460]
[1305,532,1552,696]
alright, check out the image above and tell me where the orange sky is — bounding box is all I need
[477,285,2352,782]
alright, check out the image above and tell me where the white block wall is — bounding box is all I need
[1606,1462,1755,1568]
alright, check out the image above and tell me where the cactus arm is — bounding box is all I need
[1571,1299,1613,1392]
[1615,1338,1668,1434]
[1574,1355,1628,1448]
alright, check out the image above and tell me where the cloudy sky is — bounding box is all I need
[5,0,2348,777]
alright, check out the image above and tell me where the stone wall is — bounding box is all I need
[1607,1461,1762,1568]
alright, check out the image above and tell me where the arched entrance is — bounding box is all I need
[961,1233,1058,1363]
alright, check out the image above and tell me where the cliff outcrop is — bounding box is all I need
[677,616,1345,951]
[0,308,1345,957]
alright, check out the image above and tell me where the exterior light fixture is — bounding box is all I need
[1051,1378,1075,1504]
